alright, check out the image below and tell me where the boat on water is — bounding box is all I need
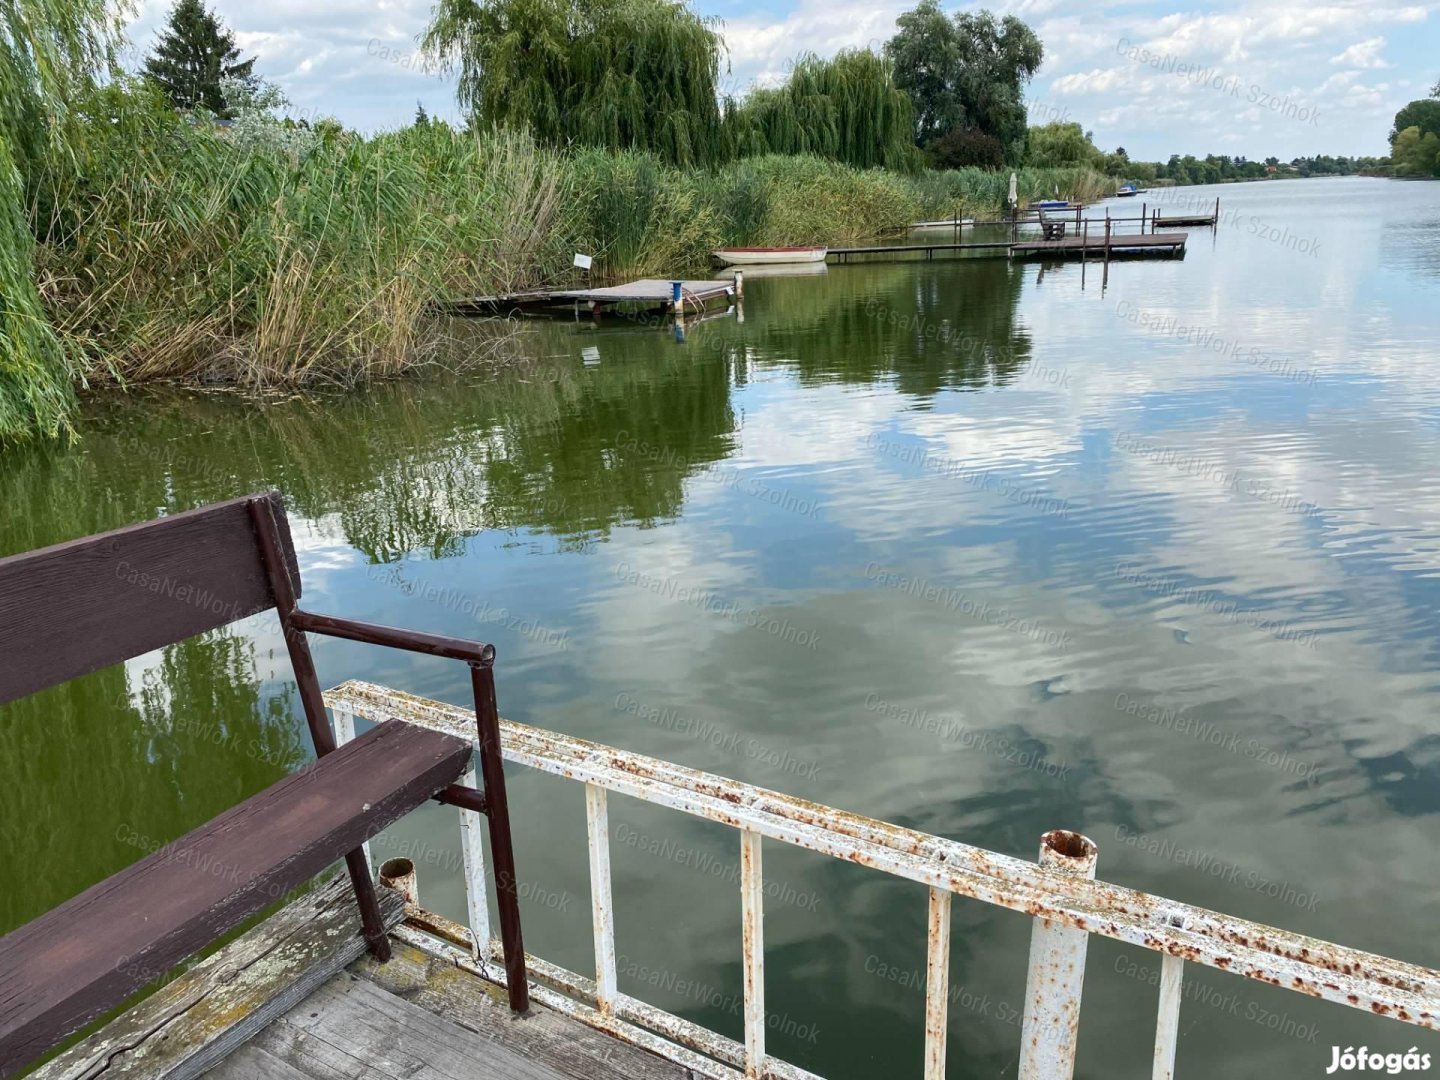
[1030,199,1071,210]
[712,245,827,266]
[1117,184,1138,197]
[909,217,976,229]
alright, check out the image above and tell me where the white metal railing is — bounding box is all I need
[326,680,1440,1080]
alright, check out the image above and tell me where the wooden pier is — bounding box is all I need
[439,279,734,317]
[827,230,1187,263]
[1010,231,1188,258]
[1152,197,1221,229]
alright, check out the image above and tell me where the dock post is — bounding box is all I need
[670,280,684,316]
[733,269,744,300]
[1215,197,1221,229]
[1019,831,1098,1080]
[1104,213,1112,263]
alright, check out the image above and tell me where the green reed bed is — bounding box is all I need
[9,77,1113,442]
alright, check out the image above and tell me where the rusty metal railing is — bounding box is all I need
[326,680,1440,1080]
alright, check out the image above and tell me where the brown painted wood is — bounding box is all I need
[0,492,300,706]
[0,720,472,1077]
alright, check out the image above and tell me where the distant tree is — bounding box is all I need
[1391,99,1440,142]
[415,102,430,127]
[1393,126,1440,177]
[143,0,255,117]
[884,1,1042,163]
[1432,77,1439,98]
[1024,121,1102,168]
[927,126,1004,169]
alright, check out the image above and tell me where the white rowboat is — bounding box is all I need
[713,245,827,266]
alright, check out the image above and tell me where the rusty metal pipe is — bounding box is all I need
[290,609,495,666]
[379,857,420,907]
[1019,830,1098,1080]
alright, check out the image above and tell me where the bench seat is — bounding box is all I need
[0,719,471,1075]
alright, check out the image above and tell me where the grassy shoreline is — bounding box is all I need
[15,98,1115,443]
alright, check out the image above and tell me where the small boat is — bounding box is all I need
[712,245,827,267]
[1116,184,1138,197]
[1030,199,1071,210]
[910,217,976,229]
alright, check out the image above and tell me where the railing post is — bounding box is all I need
[1019,830,1098,1080]
[924,887,952,1080]
[585,783,618,1016]
[741,830,766,1078]
[1152,952,1185,1079]
[471,660,529,1012]
[457,761,493,963]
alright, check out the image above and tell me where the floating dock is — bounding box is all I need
[439,279,734,317]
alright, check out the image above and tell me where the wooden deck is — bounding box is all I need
[33,876,678,1080]
[210,945,685,1080]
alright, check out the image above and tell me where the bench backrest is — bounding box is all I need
[0,492,298,706]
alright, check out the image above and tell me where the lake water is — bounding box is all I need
[4,175,1440,1077]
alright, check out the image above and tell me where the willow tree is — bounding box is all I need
[423,0,728,167]
[728,50,917,171]
[0,0,116,443]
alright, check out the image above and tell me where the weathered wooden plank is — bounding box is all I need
[0,721,471,1077]
[207,1046,316,1080]
[0,492,300,707]
[219,975,563,1080]
[354,942,690,1080]
[30,877,405,1080]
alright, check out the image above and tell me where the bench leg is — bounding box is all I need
[471,662,529,1012]
[346,849,393,962]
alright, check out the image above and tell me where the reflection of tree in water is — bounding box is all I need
[1,335,737,565]
[0,632,298,934]
[707,259,1032,399]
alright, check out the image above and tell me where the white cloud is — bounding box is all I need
[1330,36,1391,68]
[120,0,1435,155]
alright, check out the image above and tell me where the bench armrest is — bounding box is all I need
[289,610,495,666]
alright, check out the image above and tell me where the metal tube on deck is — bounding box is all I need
[1019,830,1098,1080]
[379,857,419,907]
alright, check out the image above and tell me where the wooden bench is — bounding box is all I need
[0,493,529,1078]
[1040,214,1068,241]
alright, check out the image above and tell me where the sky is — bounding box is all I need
[118,0,1438,161]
